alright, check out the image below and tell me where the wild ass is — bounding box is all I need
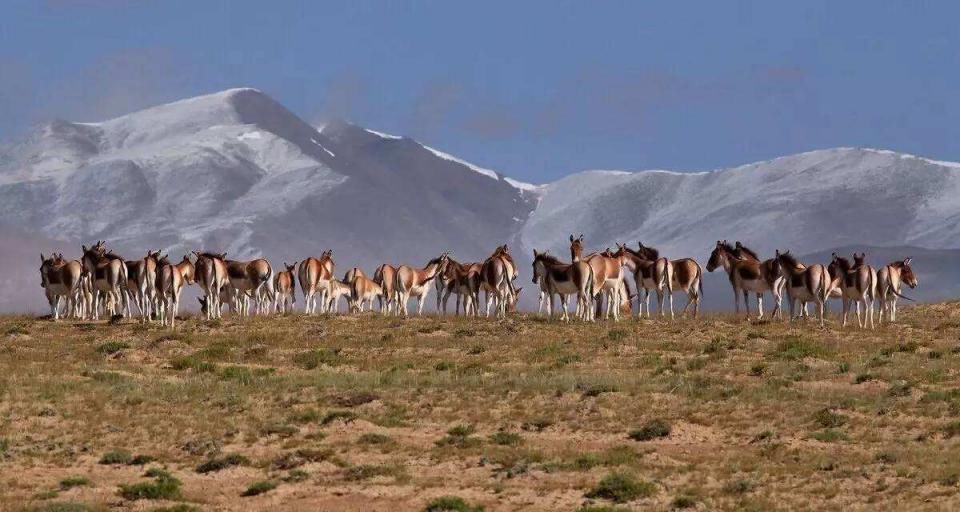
[327,279,353,313]
[637,242,705,318]
[40,253,83,321]
[193,252,229,320]
[706,241,778,320]
[373,264,398,314]
[438,257,482,315]
[732,241,785,318]
[350,275,384,313]
[395,253,449,317]
[155,255,195,328]
[225,258,273,316]
[618,243,671,318]
[877,258,918,323]
[81,242,128,320]
[570,235,626,321]
[531,250,594,321]
[774,250,831,326]
[299,250,335,314]
[273,262,297,314]
[480,246,518,319]
[125,250,162,322]
[828,253,877,329]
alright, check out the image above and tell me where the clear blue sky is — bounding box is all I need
[2,1,958,183]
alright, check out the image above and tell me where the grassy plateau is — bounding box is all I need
[2,303,960,511]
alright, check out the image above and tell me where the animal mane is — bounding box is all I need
[777,251,801,269]
[718,241,737,255]
[735,243,760,261]
[535,252,565,265]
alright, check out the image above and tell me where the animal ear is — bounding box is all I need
[904,257,912,265]
[578,234,584,242]
[569,234,574,242]
[40,253,45,263]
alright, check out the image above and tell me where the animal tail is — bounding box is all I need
[891,288,915,301]
[697,263,704,297]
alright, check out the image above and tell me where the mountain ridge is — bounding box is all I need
[2,88,959,312]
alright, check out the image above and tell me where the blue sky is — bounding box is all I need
[2,1,959,183]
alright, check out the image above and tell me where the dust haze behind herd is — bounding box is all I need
[2,88,959,312]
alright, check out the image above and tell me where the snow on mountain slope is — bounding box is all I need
[521,148,960,262]
[3,87,960,312]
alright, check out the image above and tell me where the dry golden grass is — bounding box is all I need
[2,303,960,511]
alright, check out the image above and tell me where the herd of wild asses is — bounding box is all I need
[38,236,918,329]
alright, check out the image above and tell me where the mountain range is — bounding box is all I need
[2,88,957,312]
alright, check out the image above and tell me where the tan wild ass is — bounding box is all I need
[349,274,384,313]
[373,264,398,314]
[273,262,297,314]
[193,252,229,320]
[156,254,195,328]
[299,250,335,314]
[40,253,83,321]
[877,258,918,323]
[395,253,449,317]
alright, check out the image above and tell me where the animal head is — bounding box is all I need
[284,262,297,273]
[634,242,659,261]
[569,234,584,260]
[197,296,208,315]
[853,252,866,267]
[706,240,733,272]
[900,257,918,288]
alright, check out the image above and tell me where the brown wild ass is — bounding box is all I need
[618,243,671,318]
[193,251,228,320]
[480,246,517,319]
[531,250,594,321]
[638,242,705,318]
[733,241,786,318]
[81,242,128,320]
[877,258,918,323]
[156,254,195,328]
[570,235,626,321]
[40,253,83,321]
[298,250,335,314]
[706,241,778,320]
[224,257,273,316]
[774,250,831,326]
[828,253,877,329]
[395,253,449,317]
[438,257,482,315]
[273,262,297,314]
[125,250,162,322]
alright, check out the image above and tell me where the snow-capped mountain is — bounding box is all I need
[2,88,959,312]
[522,148,960,260]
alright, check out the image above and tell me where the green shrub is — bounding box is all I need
[196,453,249,473]
[59,477,91,490]
[813,408,847,428]
[629,419,671,441]
[424,496,485,512]
[293,349,340,369]
[585,472,656,502]
[769,335,825,360]
[96,341,130,354]
[489,432,522,446]
[358,433,392,445]
[118,474,182,500]
[241,480,277,497]
[321,410,357,425]
[99,450,133,465]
